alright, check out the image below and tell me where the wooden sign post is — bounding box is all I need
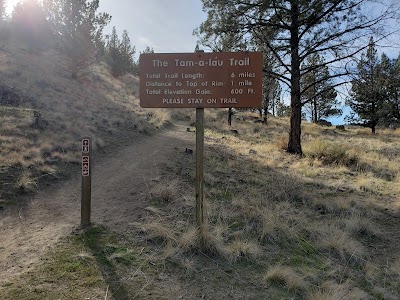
[81,137,91,227]
[196,107,205,244]
[139,51,263,246]
[194,49,205,245]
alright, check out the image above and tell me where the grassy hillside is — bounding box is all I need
[0,40,169,207]
[126,113,400,299]
[1,39,400,299]
[2,106,400,299]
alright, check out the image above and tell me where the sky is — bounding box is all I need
[100,0,206,56]
[6,0,398,58]
[5,0,206,55]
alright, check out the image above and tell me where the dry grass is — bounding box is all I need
[2,105,400,298]
[265,265,308,291]
[0,44,171,201]
[229,238,263,261]
[147,109,171,128]
[308,282,369,300]
[315,224,365,261]
[16,169,38,192]
[150,179,179,202]
[126,111,400,298]
[2,37,400,298]
[177,227,198,251]
[391,258,400,276]
[135,222,174,242]
[304,138,358,166]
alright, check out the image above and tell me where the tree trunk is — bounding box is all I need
[272,101,275,116]
[313,83,318,123]
[287,2,302,155]
[313,98,318,123]
[228,108,232,126]
[264,105,268,124]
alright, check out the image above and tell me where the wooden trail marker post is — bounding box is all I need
[196,106,204,244]
[139,51,262,246]
[195,49,205,247]
[81,137,91,227]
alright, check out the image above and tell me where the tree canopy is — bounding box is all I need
[11,0,52,50]
[105,27,135,77]
[0,0,5,21]
[347,37,400,132]
[301,53,340,123]
[43,0,111,78]
[197,0,399,154]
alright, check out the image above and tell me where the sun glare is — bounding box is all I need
[6,0,23,15]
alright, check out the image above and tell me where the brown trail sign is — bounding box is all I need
[140,52,263,108]
[140,51,262,247]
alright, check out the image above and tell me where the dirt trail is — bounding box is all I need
[0,123,194,285]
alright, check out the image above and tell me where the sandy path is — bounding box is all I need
[0,123,194,285]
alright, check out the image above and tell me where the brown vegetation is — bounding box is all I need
[1,42,400,300]
[0,41,168,207]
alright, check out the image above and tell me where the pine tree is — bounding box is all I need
[106,26,123,76]
[0,0,5,22]
[276,100,291,117]
[379,53,400,126]
[133,46,154,75]
[269,82,282,117]
[389,55,400,124]
[197,0,398,154]
[301,54,340,123]
[0,0,7,44]
[120,30,135,74]
[256,33,282,121]
[11,0,52,50]
[262,75,281,119]
[105,28,135,77]
[347,37,385,133]
[43,0,111,78]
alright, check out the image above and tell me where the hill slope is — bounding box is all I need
[1,43,400,299]
[0,42,169,206]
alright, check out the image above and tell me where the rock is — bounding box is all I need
[249,149,257,155]
[336,125,345,131]
[230,129,239,135]
[318,119,332,127]
[30,110,45,129]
